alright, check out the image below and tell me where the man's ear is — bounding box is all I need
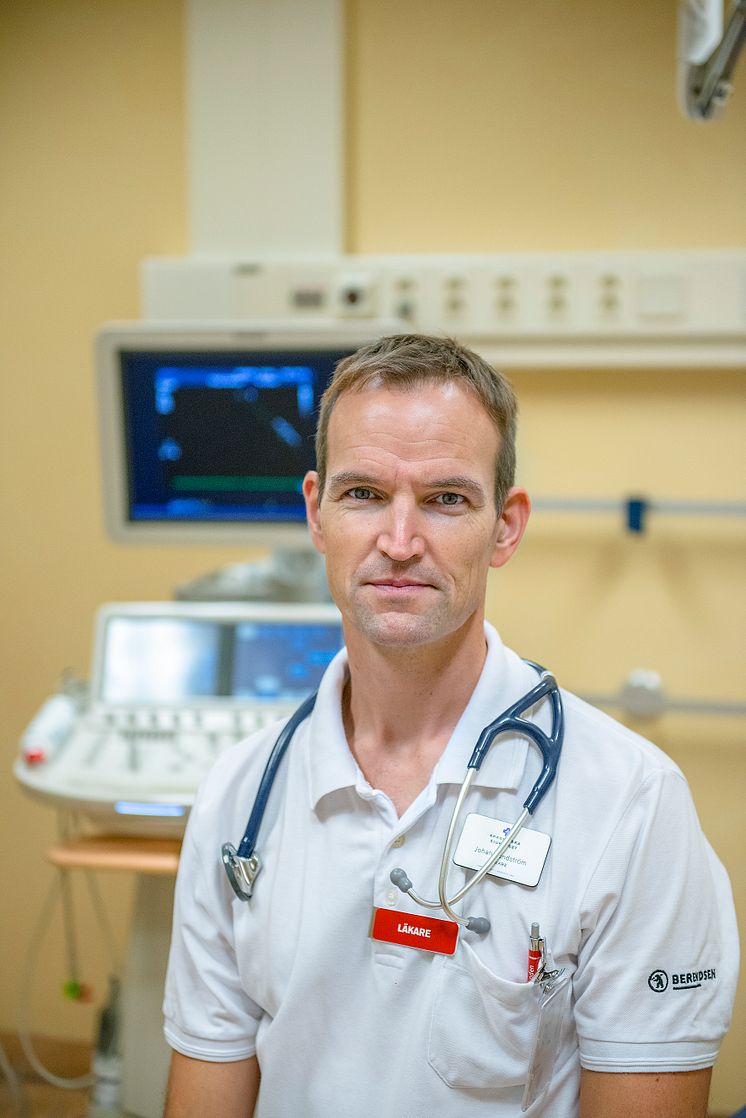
[490,487,531,569]
[302,471,325,554]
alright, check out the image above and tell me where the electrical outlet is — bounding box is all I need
[546,272,570,317]
[335,273,378,317]
[441,274,469,322]
[597,271,622,318]
[493,274,519,320]
[389,275,419,324]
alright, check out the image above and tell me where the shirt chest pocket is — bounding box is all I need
[428,942,541,1090]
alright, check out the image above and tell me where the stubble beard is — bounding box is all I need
[345,584,455,649]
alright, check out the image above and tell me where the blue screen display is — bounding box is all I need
[119,348,354,524]
[232,622,342,700]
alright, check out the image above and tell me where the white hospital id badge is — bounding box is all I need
[453,813,551,887]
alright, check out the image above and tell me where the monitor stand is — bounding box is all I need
[174,549,330,603]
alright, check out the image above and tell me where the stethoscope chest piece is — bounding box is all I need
[222,842,261,901]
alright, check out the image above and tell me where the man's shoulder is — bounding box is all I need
[554,687,689,829]
[493,631,683,784]
[561,687,681,774]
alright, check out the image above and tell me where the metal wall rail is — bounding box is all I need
[581,670,746,719]
[531,496,746,533]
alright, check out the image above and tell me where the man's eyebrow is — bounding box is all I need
[426,476,487,501]
[326,471,380,491]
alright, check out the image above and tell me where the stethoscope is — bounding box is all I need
[222,662,563,937]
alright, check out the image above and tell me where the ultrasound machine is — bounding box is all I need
[17,600,343,835]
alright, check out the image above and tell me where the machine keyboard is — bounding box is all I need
[23,703,292,801]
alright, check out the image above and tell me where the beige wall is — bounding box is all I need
[347,0,746,251]
[1,0,744,1110]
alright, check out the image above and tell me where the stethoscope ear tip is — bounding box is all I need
[390,867,413,892]
[391,864,489,935]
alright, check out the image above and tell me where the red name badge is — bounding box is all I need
[370,908,459,955]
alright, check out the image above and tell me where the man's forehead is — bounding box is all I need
[324,380,499,470]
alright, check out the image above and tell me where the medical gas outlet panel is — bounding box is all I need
[140,250,746,368]
[15,601,343,837]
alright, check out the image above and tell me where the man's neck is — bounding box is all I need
[341,617,488,816]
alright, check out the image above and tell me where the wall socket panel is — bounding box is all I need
[141,251,746,365]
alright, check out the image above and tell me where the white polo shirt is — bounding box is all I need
[163,625,738,1117]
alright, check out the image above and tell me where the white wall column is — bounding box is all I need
[187,0,343,256]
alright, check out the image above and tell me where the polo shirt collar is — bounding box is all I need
[304,623,539,809]
[304,648,359,806]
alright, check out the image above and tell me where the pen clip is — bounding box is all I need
[534,962,566,993]
[529,927,565,992]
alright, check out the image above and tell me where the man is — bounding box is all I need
[163,334,737,1117]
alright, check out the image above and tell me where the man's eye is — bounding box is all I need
[349,487,375,500]
[435,492,464,506]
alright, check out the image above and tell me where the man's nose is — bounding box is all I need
[376,498,425,562]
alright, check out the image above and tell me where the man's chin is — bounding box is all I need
[349,609,444,649]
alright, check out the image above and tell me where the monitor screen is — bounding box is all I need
[231,620,342,700]
[100,616,222,703]
[96,323,387,546]
[97,609,343,704]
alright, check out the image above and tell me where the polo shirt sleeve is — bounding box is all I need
[573,768,738,1073]
[163,795,263,1062]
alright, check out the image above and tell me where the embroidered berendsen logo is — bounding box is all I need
[648,970,669,992]
[648,968,716,993]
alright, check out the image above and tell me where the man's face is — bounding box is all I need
[303,380,520,651]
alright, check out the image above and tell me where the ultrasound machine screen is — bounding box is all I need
[120,348,348,527]
[96,325,386,547]
[99,613,343,705]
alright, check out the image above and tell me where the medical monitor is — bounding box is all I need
[91,601,344,707]
[96,321,393,547]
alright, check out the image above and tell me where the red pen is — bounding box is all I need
[527,921,543,981]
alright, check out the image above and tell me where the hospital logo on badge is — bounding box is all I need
[648,970,669,992]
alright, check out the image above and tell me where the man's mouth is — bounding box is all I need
[370,578,427,586]
[366,578,436,593]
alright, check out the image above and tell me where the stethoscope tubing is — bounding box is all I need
[236,690,317,862]
[221,691,318,901]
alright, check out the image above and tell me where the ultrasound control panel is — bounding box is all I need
[15,601,343,835]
